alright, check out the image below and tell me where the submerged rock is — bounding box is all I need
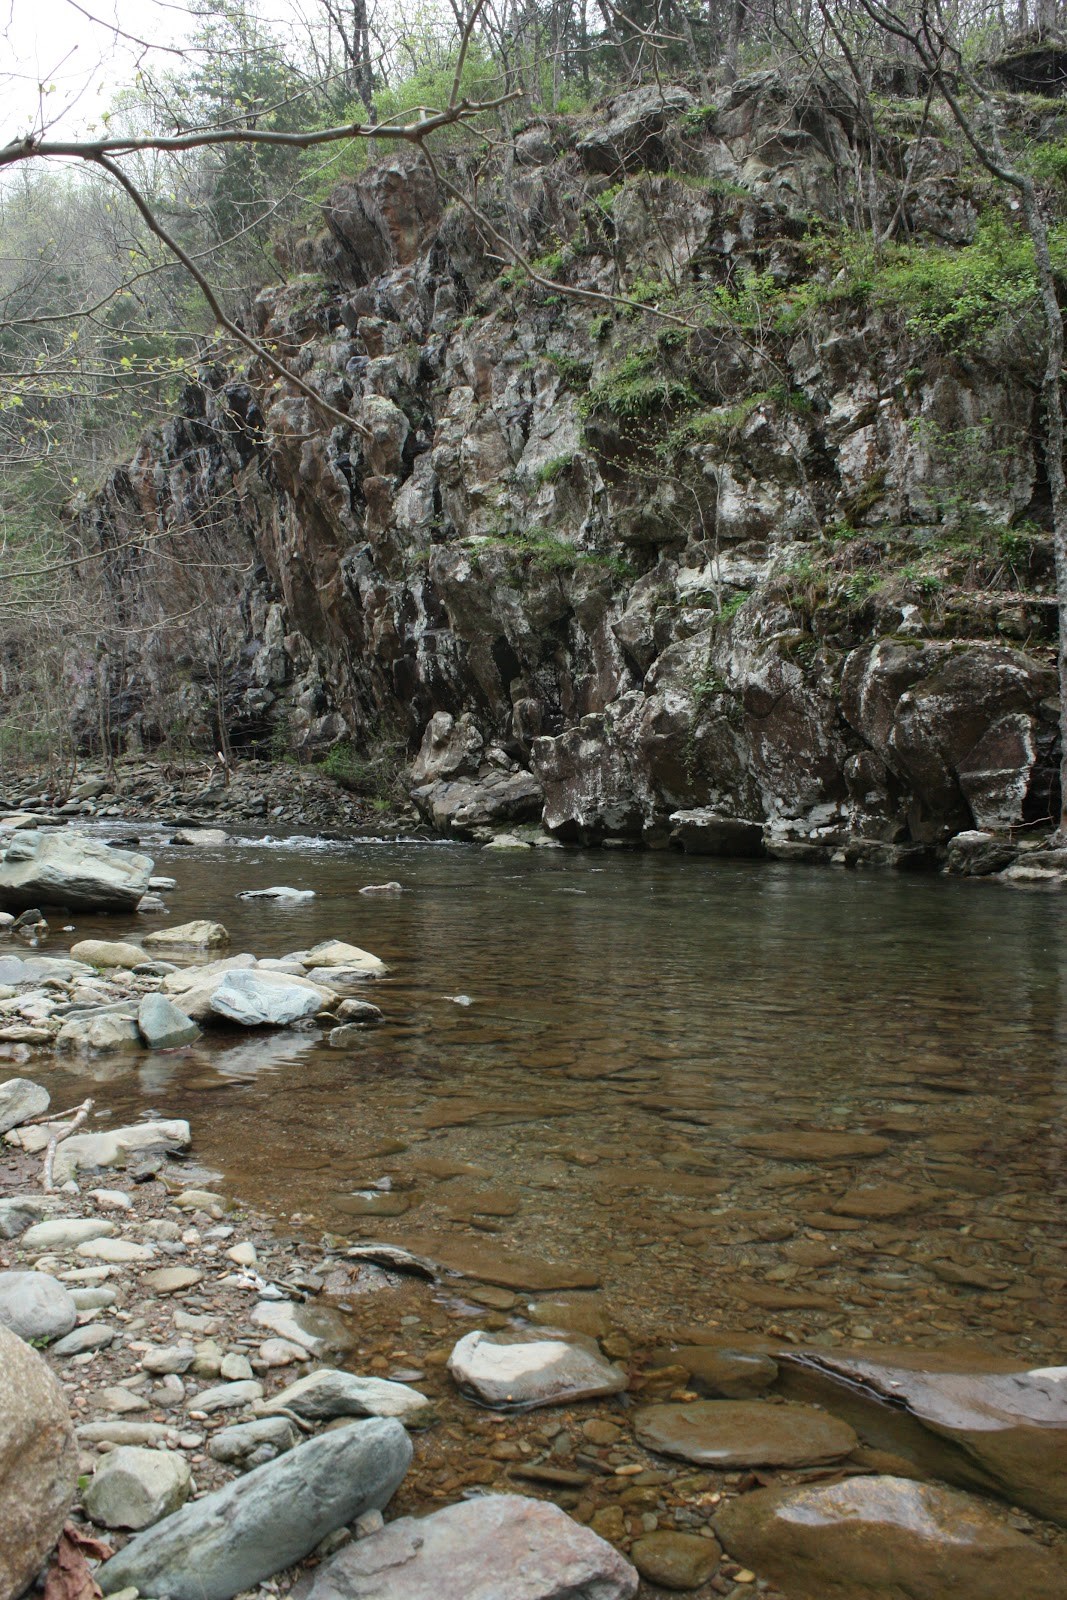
[654,1346,778,1398]
[630,1530,721,1591]
[713,1474,1066,1600]
[98,1417,412,1600]
[237,886,315,901]
[0,830,153,913]
[0,1324,78,1599]
[298,1493,638,1600]
[449,1329,627,1409]
[634,1400,857,1468]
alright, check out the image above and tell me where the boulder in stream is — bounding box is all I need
[0,830,153,912]
[449,1329,627,1409]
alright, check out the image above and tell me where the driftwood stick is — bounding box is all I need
[42,1099,93,1191]
[23,1103,93,1128]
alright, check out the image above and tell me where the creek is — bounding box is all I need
[33,832,1067,1362]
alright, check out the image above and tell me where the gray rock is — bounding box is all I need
[85,1446,191,1531]
[250,1299,356,1356]
[0,1076,49,1134]
[208,1417,297,1466]
[78,1421,180,1447]
[0,831,154,913]
[137,992,200,1049]
[98,1417,413,1600]
[210,970,323,1027]
[260,1369,430,1424]
[0,1269,78,1341]
[668,809,766,857]
[56,1012,142,1053]
[0,1324,78,1599]
[144,919,230,950]
[0,1194,61,1239]
[52,1323,115,1356]
[189,1378,263,1413]
[21,1217,117,1251]
[142,1343,196,1375]
[335,998,384,1025]
[149,876,177,891]
[299,1493,639,1600]
[51,1119,191,1183]
[448,1330,627,1409]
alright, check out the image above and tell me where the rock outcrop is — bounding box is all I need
[67,74,1064,861]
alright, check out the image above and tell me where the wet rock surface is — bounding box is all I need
[634,1400,858,1468]
[448,1329,627,1409]
[714,1474,1067,1600]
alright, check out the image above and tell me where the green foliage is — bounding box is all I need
[541,351,592,387]
[581,350,698,421]
[588,314,612,342]
[679,105,719,137]
[717,590,747,622]
[535,453,577,483]
[478,531,634,581]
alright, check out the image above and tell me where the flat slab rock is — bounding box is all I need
[261,1369,430,1423]
[52,1119,191,1183]
[296,1493,638,1600]
[449,1329,627,1410]
[783,1349,1067,1526]
[713,1474,1067,1600]
[739,1131,890,1162]
[99,1418,412,1600]
[0,1076,49,1134]
[352,1235,600,1292]
[0,831,153,912]
[634,1400,857,1468]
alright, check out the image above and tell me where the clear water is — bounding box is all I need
[33,834,1067,1358]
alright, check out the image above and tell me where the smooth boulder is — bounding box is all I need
[98,1417,412,1600]
[0,1270,78,1341]
[0,1324,78,1599]
[144,920,230,950]
[713,1475,1067,1600]
[449,1330,627,1409]
[298,1493,638,1600]
[70,939,145,969]
[297,939,387,976]
[0,831,153,913]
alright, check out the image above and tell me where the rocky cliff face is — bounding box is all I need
[74,70,1063,859]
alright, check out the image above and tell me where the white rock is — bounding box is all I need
[90,1189,133,1212]
[448,1330,627,1409]
[0,1270,78,1341]
[236,887,315,902]
[56,1013,141,1053]
[188,1379,263,1414]
[260,1369,430,1424]
[69,940,145,969]
[210,971,323,1028]
[52,1119,191,1183]
[256,1337,310,1368]
[226,1241,257,1267]
[296,939,387,976]
[0,1077,49,1134]
[221,1352,254,1382]
[77,1238,155,1264]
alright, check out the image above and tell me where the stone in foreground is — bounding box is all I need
[99,1417,412,1600]
[299,1493,638,1600]
[260,1368,430,1424]
[0,1076,49,1135]
[84,1445,191,1530]
[634,1400,857,1468]
[0,831,153,913]
[70,939,146,968]
[0,1269,78,1341]
[138,992,200,1049]
[0,1324,78,1599]
[449,1329,627,1409]
[713,1474,1066,1600]
[210,970,323,1027]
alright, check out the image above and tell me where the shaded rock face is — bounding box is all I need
[713,1474,1067,1600]
[0,1323,78,1599]
[72,74,1061,848]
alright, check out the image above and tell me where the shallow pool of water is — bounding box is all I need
[35,834,1067,1356]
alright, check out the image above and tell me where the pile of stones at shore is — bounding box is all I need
[1,1074,1066,1600]
[0,759,411,834]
